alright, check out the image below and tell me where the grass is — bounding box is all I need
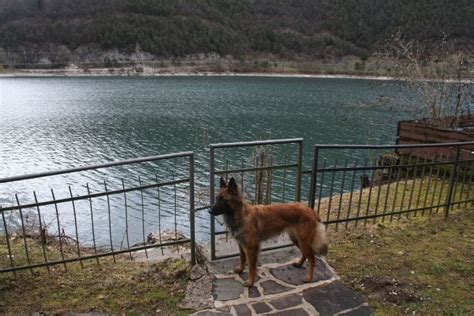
[327,208,474,315]
[0,237,193,315]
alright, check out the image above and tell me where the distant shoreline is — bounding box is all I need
[0,69,397,81]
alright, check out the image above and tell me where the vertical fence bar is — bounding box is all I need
[15,195,33,274]
[155,175,164,256]
[414,156,428,216]
[421,154,436,216]
[355,158,369,227]
[363,159,376,226]
[390,163,402,222]
[345,159,358,228]
[381,163,394,222]
[429,154,443,214]
[309,145,319,210]
[326,160,338,223]
[436,154,448,212]
[121,179,132,260]
[138,177,148,259]
[406,156,420,218]
[86,184,99,265]
[295,139,303,202]
[68,187,84,268]
[1,207,16,276]
[50,190,67,271]
[399,155,413,219]
[103,182,116,263]
[189,154,196,265]
[445,146,461,219]
[33,192,50,273]
[335,160,349,230]
[317,160,327,214]
[209,146,216,260]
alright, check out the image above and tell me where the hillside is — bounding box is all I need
[0,0,472,70]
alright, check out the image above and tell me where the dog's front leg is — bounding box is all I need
[244,245,259,287]
[234,244,246,274]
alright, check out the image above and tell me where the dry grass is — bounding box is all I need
[327,208,474,315]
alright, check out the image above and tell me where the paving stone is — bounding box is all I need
[268,294,303,310]
[261,280,293,295]
[263,308,309,316]
[212,278,244,301]
[233,304,252,316]
[339,305,373,316]
[270,258,333,285]
[248,286,261,298]
[252,302,272,314]
[303,282,366,316]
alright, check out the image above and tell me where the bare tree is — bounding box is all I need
[387,32,472,128]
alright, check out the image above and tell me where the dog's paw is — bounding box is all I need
[244,280,254,287]
[233,266,244,274]
[303,275,313,283]
[292,261,303,268]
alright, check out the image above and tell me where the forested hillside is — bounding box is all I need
[0,0,472,67]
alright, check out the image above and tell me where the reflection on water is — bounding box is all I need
[0,76,413,244]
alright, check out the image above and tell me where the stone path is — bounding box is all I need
[185,246,372,316]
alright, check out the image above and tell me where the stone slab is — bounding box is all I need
[212,278,244,301]
[260,280,293,295]
[233,304,252,316]
[268,293,303,310]
[303,282,367,316]
[252,302,272,314]
[269,259,333,285]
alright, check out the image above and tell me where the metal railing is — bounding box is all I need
[209,138,304,260]
[308,142,474,229]
[0,152,195,274]
[1,139,473,270]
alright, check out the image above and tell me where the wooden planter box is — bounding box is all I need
[396,115,474,160]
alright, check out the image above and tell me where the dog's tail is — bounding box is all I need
[312,221,328,256]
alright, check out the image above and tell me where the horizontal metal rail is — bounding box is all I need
[215,163,298,175]
[0,152,193,184]
[210,138,303,149]
[314,141,474,149]
[0,178,189,212]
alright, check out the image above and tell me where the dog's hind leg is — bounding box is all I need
[297,230,316,283]
[288,230,306,267]
[234,244,246,274]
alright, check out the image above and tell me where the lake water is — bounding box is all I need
[0,76,414,245]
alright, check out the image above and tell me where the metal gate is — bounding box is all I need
[209,138,303,260]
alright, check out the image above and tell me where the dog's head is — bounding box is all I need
[209,177,241,216]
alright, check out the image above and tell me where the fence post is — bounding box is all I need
[309,145,319,209]
[295,139,303,202]
[209,146,216,260]
[189,153,196,265]
[445,145,461,219]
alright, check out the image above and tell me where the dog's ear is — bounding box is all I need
[228,177,238,193]
[219,177,227,188]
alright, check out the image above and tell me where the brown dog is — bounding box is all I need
[209,177,328,287]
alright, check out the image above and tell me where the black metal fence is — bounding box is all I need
[308,142,474,229]
[0,152,195,274]
[1,139,473,272]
